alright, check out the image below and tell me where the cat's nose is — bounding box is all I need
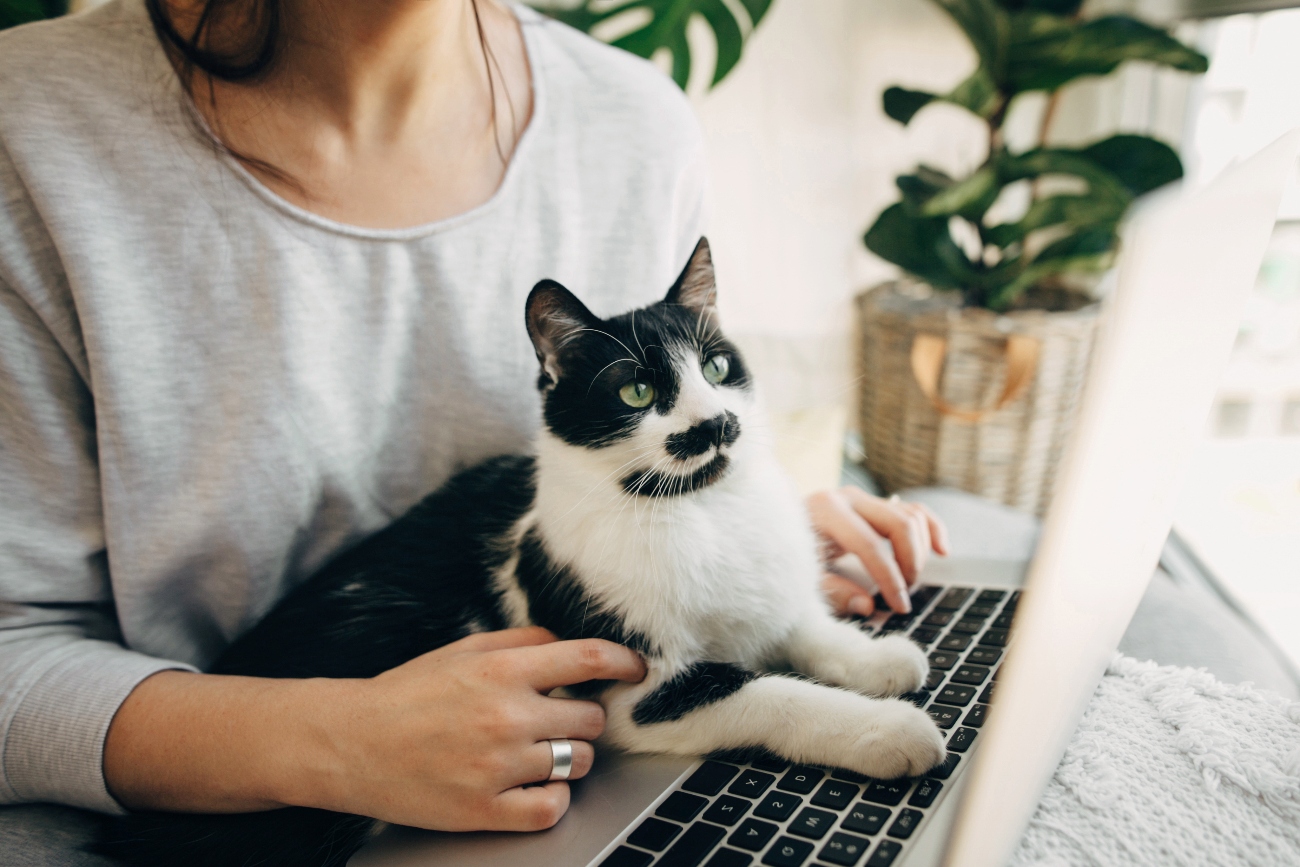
[666,412,741,459]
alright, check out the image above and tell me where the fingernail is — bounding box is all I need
[849,597,873,617]
[898,597,913,614]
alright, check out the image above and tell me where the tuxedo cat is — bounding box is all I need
[97,238,944,867]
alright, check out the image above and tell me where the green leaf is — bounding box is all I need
[935,0,1011,81]
[897,165,957,213]
[920,165,1002,220]
[1006,14,1209,93]
[863,203,968,290]
[883,69,1000,125]
[0,0,64,29]
[883,88,939,125]
[984,226,1116,309]
[1081,134,1183,196]
[542,0,773,90]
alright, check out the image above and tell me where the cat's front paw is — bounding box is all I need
[842,699,946,779]
[814,634,928,697]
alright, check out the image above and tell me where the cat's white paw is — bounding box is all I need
[839,699,947,780]
[813,634,928,697]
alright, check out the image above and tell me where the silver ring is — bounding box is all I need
[547,738,573,781]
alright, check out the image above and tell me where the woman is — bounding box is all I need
[0,0,945,852]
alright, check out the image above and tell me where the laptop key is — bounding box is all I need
[927,651,958,671]
[729,770,776,799]
[907,778,943,808]
[882,614,914,631]
[866,840,903,866]
[861,779,909,806]
[934,588,973,610]
[886,808,924,840]
[627,817,682,851]
[788,807,837,840]
[979,683,996,703]
[977,589,1006,603]
[924,669,945,690]
[754,790,802,821]
[751,755,792,773]
[705,795,754,827]
[811,780,859,810]
[683,761,742,796]
[658,791,709,823]
[829,767,872,784]
[979,629,1010,648]
[948,618,983,635]
[926,704,960,729]
[911,585,942,608]
[922,611,953,627]
[900,690,930,709]
[928,753,961,780]
[993,612,1015,629]
[729,819,779,852]
[964,703,990,728]
[966,647,1002,666]
[947,727,978,753]
[934,683,976,707]
[704,849,753,867]
[600,845,654,867]
[761,836,814,867]
[777,766,824,795]
[819,832,872,866]
[950,664,990,685]
[964,603,996,619]
[659,821,729,867]
[908,626,940,645]
[841,802,891,835]
[937,634,971,652]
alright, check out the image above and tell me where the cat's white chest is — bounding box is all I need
[535,446,826,669]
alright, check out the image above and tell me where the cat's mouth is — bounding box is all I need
[619,452,731,498]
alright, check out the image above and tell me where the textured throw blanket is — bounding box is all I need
[1010,655,1300,867]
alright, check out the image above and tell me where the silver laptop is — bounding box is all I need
[351,131,1300,867]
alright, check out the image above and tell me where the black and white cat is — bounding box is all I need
[97,239,944,867]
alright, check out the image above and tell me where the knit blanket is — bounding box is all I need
[1010,655,1300,867]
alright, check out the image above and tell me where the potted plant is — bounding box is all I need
[856,0,1207,514]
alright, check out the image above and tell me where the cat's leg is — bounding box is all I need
[600,663,945,779]
[781,611,930,698]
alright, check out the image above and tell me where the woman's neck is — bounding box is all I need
[169,0,532,228]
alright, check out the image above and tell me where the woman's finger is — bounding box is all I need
[913,502,950,555]
[513,639,647,693]
[821,573,875,618]
[841,487,925,583]
[442,626,558,657]
[527,695,607,742]
[487,781,572,832]
[808,491,911,613]
[514,738,596,787]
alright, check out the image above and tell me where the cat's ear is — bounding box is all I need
[664,237,717,314]
[526,279,598,385]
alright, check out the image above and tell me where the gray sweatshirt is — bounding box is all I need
[0,0,705,813]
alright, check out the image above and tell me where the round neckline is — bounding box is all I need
[163,2,547,241]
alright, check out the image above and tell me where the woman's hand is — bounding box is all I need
[806,487,949,616]
[305,628,645,831]
[105,627,645,832]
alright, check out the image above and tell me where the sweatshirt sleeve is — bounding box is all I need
[0,273,196,814]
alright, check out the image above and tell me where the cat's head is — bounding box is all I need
[526,238,755,497]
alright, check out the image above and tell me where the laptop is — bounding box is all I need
[350,131,1300,867]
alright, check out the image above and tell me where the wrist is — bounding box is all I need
[270,676,371,812]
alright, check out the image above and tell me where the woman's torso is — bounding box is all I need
[0,0,706,667]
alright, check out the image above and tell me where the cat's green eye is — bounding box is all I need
[619,381,656,408]
[702,354,731,385]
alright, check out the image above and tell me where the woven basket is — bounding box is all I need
[855,281,1100,516]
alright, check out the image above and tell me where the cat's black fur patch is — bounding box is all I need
[515,528,654,655]
[665,410,741,459]
[621,453,731,498]
[96,455,537,867]
[632,662,758,725]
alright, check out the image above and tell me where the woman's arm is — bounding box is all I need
[104,628,646,830]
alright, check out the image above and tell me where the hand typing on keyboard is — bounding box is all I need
[807,488,950,617]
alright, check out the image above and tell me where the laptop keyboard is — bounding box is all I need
[595,584,1019,867]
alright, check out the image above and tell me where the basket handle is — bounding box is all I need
[910,332,1041,423]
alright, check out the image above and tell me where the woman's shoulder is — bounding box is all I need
[0,1,156,115]
[520,7,702,156]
